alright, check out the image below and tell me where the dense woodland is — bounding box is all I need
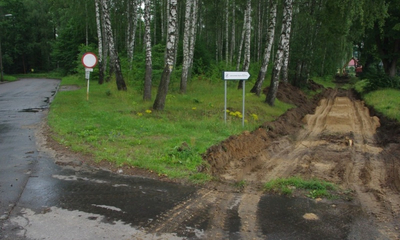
[0,0,399,108]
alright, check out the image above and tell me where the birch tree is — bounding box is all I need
[101,0,127,91]
[95,0,104,84]
[281,0,294,84]
[188,0,198,73]
[153,0,177,110]
[143,0,152,100]
[128,0,139,67]
[180,0,193,93]
[250,0,277,96]
[229,0,235,64]
[266,0,293,106]
[238,0,251,89]
[225,0,229,63]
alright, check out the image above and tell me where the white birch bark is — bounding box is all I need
[144,0,152,100]
[242,0,251,72]
[251,0,277,95]
[238,0,251,89]
[230,0,235,64]
[266,0,293,106]
[225,0,229,63]
[188,0,198,71]
[236,12,247,71]
[128,0,139,66]
[281,0,293,83]
[95,0,105,84]
[101,0,127,90]
[180,0,193,93]
[153,0,177,110]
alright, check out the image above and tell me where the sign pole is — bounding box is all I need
[242,81,245,127]
[224,80,227,123]
[223,71,250,127]
[81,52,98,101]
[87,73,89,101]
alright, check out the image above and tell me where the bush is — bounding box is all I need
[360,68,400,93]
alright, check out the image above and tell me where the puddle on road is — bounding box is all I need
[22,168,197,227]
[257,194,381,240]
[13,163,383,239]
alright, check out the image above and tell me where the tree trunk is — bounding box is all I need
[95,0,104,84]
[251,0,277,96]
[153,0,177,110]
[238,0,252,89]
[188,0,198,75]
[230,0,235,64]
[225,0,229,63]
[281,2,293,84]
[128,0,139,67]
[266,0,293,106]
[143,0,152,101]
[101,0,127,91]
[180,0,193,93]
[236,10,247,71]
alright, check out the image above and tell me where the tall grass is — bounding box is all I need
[48,75,292,182]
[363,89,400,121]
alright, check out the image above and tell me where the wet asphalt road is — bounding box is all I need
[0,79,386,239]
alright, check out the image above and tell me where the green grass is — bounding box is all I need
[363,88,400,121]
[48,75,293,183]
[1,75,18,82]
[312,76,336,89]
[264,176,337,199]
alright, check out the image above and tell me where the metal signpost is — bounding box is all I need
[223,71,251,127]
[81,52,98,100]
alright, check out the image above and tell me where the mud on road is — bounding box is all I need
[204,83,400,238]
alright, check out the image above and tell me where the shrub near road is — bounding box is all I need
[48,75,292,182]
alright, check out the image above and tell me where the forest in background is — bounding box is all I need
[0,0,399,108]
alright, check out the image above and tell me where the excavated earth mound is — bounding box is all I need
[203,81,400,238]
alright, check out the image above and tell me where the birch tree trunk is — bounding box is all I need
[95,0,105,84]
[266,0,293,106]
[143,0,152,100]
[153,0,177,110]
[180,0,193,93]
[236,14,246,71]
[128,0,139,67]
[101,0,127,91]
[188,0,198,73]
[251,0,277,96]
[230,0,235,64]
[281,0,293,84]
[238,0,252,89]
[225,0,229,63]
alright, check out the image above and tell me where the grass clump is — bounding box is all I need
[363,89,400,121]
[48,75,293,182]
[264,176,337,199]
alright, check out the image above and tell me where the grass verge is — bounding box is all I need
[263,176,343,199]
[362,88,400,121]
[48,75,293,183]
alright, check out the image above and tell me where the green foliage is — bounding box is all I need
[51,19,86,75]
[264,176,336,199]
[356,68,400,93]
[48,74,292,182]
[311,76,336,89]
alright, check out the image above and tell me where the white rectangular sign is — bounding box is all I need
[223,71,250,80]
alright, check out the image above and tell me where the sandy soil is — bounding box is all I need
[203,83,400,238]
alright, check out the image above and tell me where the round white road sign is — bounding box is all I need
[81,53,98,68]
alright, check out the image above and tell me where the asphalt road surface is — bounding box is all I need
[0,79,386,240]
